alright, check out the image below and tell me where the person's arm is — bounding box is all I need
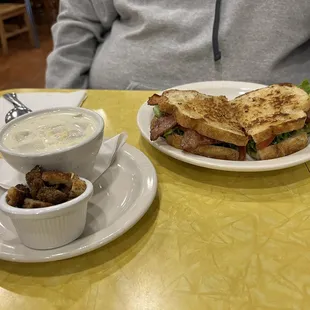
[46,0,114,89]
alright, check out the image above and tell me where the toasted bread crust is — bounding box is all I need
[165,134,183,149]
[166,134,240,160]
[36,187,68,205]
[250,117,306,143]
[153,90,248,146]
[42,171,73,185]
[6,187,27,207]
[69,175,87,199]
[258,132,308,160]
[232,84,310,143]
[23,198,52,209]
[193,145,239,160]
[148,94,162,105]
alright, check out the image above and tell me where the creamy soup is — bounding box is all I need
[2,111,97,154]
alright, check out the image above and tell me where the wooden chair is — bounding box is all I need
[31,0,59,25]
[42,0,59,25]
[0,3,38,55]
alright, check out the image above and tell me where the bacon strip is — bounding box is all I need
[150,115,177,141]
[147,94,162,105]
[181,129,218,151]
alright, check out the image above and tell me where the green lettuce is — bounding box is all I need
[299,80,310,94]
[246,140,259,159]
[302,123,310,134]
[216,142,238,150]
[271,131,296,145]
[163,127,184,138]
[246,131,297,159]
[153,105,162,118]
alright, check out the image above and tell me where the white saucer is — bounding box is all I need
[0,143,157,262]
[137,80,310,172]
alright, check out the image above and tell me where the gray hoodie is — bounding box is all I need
[46,0,310,90]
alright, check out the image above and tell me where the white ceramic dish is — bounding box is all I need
[0,178,93,250]
[137,80,310,172]
[0,107,104,179]
[0,142,157,262]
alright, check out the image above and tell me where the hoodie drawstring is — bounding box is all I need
[212,0,222,61]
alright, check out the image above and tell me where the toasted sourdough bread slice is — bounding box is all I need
[148,90,248,146]
[258,132,308,160]
[166,134,239,160]
[231,83,310,144]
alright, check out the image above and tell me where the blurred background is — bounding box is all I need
[0,0,58,90]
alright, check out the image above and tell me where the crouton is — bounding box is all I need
[69,176,87,199]
[23,198,52,209]
[29,178,45,199]
[6,187,26,207]
[26,165,43,187]
[36,187,68,204]
[42,171,73,186]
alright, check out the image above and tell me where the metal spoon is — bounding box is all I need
[5,107,30,123]
[3,93,32,112]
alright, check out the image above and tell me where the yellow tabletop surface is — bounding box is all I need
[1,89,310,310]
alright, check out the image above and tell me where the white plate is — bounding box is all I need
[0,143,157,263]
[137,80,310,172]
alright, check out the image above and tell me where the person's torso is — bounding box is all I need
[89,0,310,89]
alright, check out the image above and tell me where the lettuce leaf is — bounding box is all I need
[246,129,303,158]
[272,131,296,145]
[247,139,257,152]
[302,123,310,134]
[216,142,238,150]
[153,105,162,118]
[163,127,184,138]
[163,129,174,138]
[299,80,310,94]
[246,140,259,159]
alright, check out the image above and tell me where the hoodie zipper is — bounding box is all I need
[212,0,222,61]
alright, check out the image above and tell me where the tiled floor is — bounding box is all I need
[0,25,53,90]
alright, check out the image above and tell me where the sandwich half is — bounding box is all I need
[148,89,248,161]
[231,83,310,160]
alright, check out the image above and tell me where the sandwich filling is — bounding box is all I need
[247,123,310,159]
[245,79,310,159]
[150,105,246,160]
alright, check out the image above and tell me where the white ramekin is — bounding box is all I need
[0,178,93,250]
[0,107,104,180]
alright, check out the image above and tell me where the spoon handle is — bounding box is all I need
[3,93,32,112]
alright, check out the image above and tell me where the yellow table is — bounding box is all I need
[1,89,310,310]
